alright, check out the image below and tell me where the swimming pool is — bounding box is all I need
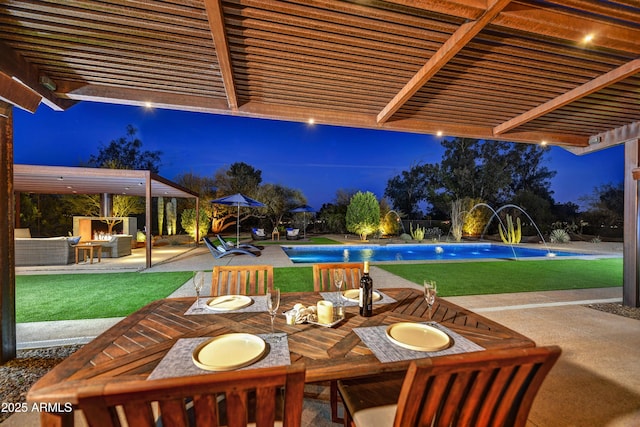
[282,243,585,263]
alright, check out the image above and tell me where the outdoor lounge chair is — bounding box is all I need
[251,227,268,240]
[286,228,300,240]
[216,234,262,252]
[203,236,258,258]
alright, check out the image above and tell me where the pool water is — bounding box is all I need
[282,243,584,263]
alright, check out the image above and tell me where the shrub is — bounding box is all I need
[346,191,380,241]
[399,233,412,242]
[549,229,570,243]
[181,208,210,241]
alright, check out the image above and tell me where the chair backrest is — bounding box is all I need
[393,345,561,427]
[312,262,364,292]
[211,265,274,296]
[77,364,306,427]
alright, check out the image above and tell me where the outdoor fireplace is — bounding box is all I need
[72,216,137,242]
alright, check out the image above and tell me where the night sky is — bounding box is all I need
[13,102,624,211]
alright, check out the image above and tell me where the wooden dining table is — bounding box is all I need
[27,287,535,426]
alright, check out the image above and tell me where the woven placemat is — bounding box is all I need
[185,295,268,315]
[148,333,290,380]
[354,322,485,363]
[319,290,396,307]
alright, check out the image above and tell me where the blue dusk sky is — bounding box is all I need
[13,102,624,211]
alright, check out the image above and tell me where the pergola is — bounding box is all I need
[13,164,200,269]
[0,1,639,362]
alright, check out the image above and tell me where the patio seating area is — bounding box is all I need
[6,239,638,427]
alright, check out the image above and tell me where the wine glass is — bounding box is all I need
[333,270,344,316]
[424,280,437,321]
[266,288,281,334]
[193,271,204,308]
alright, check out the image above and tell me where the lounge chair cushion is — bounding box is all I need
[254,228,265,237]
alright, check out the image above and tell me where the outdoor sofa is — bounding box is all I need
[14,235,77,266]
[14,230,133,265]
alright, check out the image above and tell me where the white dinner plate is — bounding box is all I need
[385,322,451,352]
[206,295,252,311]
[192,333,266,371]
[342,289,382,303]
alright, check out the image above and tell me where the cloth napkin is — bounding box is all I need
[354,322,485,363]
[184,295,268,315]
[147,333,290,380]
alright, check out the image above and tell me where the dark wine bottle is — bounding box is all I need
[359,261,373,317]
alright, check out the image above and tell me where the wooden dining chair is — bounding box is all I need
[337,345,561,427]
[311,262,364,423]
[77,364,306,427]
[312,262,364,292]
[211,265,274,296]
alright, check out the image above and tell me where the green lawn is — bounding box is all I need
[16,272,192,323]
[16,258,622,322]
[377,258,623,296]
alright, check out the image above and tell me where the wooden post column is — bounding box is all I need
[624,139,640,308]
[0,101,16,363]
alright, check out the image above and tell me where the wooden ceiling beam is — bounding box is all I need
[56,82,231,114]
[0,41,73,111]
[203,0,238,110]
[388,0,640,54]
[0,72,40,112]
[494,59,640,135]
[376,0,512,124]
[566,122,640,155]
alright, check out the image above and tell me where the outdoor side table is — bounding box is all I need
[272,230,280,240]
[74,243,102,264]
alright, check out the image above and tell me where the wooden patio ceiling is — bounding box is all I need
[1,0,639,153]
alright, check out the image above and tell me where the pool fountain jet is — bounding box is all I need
[466,203,518,259]
[469,203,554,259]
[385,210,406,235]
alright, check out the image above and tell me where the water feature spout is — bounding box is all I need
[385,210,406,235]
[473,203,553,257]
[467,203,518,259]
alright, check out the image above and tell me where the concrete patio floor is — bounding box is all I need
[5,238,639,426]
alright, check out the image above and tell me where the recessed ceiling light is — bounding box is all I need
[583,34,594,43]
[308,118,315,125]
[541,140,548,146]
[436,131,443,137]
[144,102,153,108]
[57,176,64,181]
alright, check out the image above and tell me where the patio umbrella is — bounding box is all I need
[211,193,265,244]
[290,204,315,239]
